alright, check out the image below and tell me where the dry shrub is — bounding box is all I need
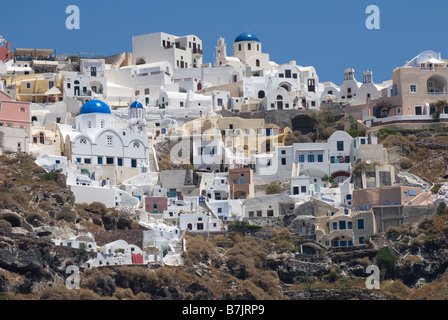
[242,279,271,300]
[264,228,296,253]
[81,268,116,297]
[114,266,161,295]
[182,235,217,266]
[38,200,53,212]
[382,134,416,156]
[0,187,30,210]
[382,279,411,300]
[226,237,267,279]
[399,157,414,169]
[249,271,282,299]
[157,153,174,170]
[113,287,135,300]
[0,219,12,231]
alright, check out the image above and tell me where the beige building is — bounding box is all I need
[352,185,424,212]
[363,50,448,125]
[317,210,375,247]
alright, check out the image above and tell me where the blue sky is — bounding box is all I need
[1,0,447,84]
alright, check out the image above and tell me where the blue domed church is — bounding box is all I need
[215,31,272,72]
[70,100,150,178]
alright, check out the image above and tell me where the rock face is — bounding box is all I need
[266,253,331,284]
[0,231,93,294]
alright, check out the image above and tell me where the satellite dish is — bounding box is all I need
[366,159,372,165]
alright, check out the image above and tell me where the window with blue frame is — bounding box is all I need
[358,219,365,230]
[317,154,323,162]
[337,141,344,151]
[299,155,305,163]
[117,158,123,166]
[348,240,353,246]
[333,241,339,247]
[217,208,222,213]
[361,139,366,145]
[348,221,352,229]
[97,157,103,165]
[359,237,365,244]
[340,240,347,247]
[332,222,337,230]
[325,241,330,247]
[339,220,346,230]
[308,154,314,162]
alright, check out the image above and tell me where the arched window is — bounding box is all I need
[256,59,260,67]
[39,132,45,144]
[133,142,140,148]
[277,95,283,100]
[238,44,241,51]
[248,43,251,50]
[258,90,265,99]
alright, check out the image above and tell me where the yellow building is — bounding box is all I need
[5,73,63,103]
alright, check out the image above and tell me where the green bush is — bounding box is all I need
[347,129,366,138]
[376,247,398,280]
[378,128,398,140]
[40,170,60,182]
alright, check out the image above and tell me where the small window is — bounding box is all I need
[301,186,306,193]
[357,219,365,230]
[107,136,113,146]
[299,155,305,163]
[410,84,417,93]
[337,141,344,151]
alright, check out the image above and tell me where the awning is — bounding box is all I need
[15,48,55,56]
[45,86,62,95]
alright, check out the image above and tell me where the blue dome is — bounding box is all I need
[79,100,111,115]
[234,32,260,43]
[130,101,144,109]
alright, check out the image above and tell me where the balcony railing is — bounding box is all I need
[192,48,203,55]
[428,91,448,95]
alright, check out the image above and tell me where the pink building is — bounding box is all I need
[145,196,168,214]
[0,91,31,137]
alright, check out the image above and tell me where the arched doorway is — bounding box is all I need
[39,132,45,144]
[74,80,80,96]
[276,95,283,110]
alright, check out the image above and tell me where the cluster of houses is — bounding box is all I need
[0,30,443,265]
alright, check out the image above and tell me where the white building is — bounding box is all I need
[52,233,97,252]
[70,99,150,174]
[62,59,107,103]
[132,32,203,71]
